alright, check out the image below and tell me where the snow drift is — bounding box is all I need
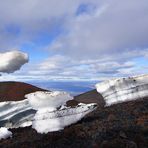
[0,99,35,128]
[96,74,148,106]
[25,91,73,111]
[32,103,97,133]
[0,91,97,134]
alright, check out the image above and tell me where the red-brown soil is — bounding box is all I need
[0,81,46,102]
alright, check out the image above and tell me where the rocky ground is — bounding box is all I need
[0,82,147,148]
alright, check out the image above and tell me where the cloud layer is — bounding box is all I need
[0,51,29,73]
[0,0,147,81]
[50,0,148,59]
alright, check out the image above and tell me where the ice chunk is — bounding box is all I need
[0,99,34,128]
[0,127,12,140]
[25,91,73,111]
[0,90,97,134]
[96,74,148,106]
[32,103,97,133]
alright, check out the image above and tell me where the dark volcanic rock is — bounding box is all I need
[0,99,147,148]
[74,89,105,108]
[66,100,79,107]
[67,89,105,107]
[0,81,46,102]
[0,83,147,148]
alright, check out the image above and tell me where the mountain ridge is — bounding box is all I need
[0,81,46,102]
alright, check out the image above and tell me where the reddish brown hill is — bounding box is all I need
[0,81,46,102]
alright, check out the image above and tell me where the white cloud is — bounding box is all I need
[38,55,70,71]
[23,54,139,81]
[0,0,92,49]
[49,0,148,60]
[38,0,148,80]
[0,0,148,81]
[0,50,29,73]
[92,61,135,74]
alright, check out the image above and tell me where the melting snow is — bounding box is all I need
[96,74,148,106]
[0,90,97,134]
[32,103,97,133]
[25,91,73,111]
[0,127,12,140]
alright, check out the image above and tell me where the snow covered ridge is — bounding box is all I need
[0,91,97,134]
[95,74,148,106]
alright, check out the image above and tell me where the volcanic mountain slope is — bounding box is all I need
[0,81,147,148]
[0,82,147,148]
[0,98,147,148]
[0,82,46,102]
[0,81,104,105]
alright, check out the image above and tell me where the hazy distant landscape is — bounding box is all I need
[28,81,98,95]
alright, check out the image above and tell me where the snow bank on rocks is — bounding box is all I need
[25,91,73,111]
[0,90,97,134]
[0,91,73,129]
[32,103,97,133]
[0,99,34,128]
[95,74,148,106]
[25,90,97,133]
[0,127,12,140]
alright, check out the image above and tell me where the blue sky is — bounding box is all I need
[0,0,148,83]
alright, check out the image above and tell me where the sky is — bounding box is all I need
[0,0,148,83]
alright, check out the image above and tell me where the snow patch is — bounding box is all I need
[96,74,148,106]
[25,91,73,111]
[0,127,12,140]
[32,103,97,133]
[0,90,97,133]
[0,99,34,128]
